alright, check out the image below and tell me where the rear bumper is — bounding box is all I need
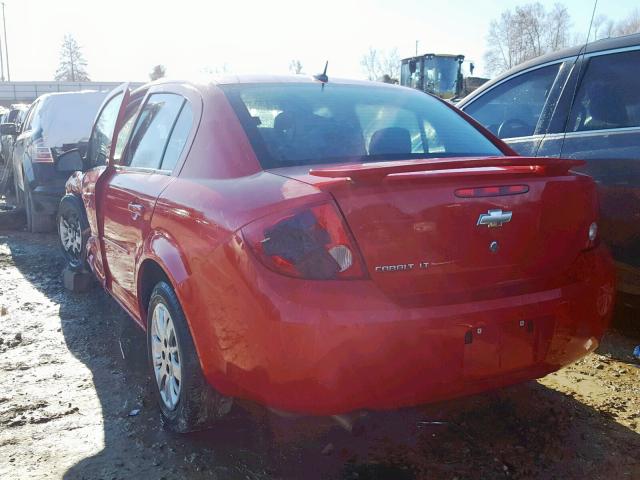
[194,244,615,415]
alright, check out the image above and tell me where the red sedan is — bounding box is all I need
[56,76,615,432]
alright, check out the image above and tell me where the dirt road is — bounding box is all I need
[0,227,639,479]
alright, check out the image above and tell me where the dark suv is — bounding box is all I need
[4,91,107,232]
[458,33,640,298]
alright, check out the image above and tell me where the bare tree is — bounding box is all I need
[484,2,572,76]
[289,59,303,75]
[360,47,401,82]
[360,47,381,81]
[614,8,640,36]
[379,47,400,83]
[593,14,615,40]
[546,3,571,51]
[54,34,90,82]
[149,64,166,81]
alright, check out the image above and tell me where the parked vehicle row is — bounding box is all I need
[0,91,107,231]
[458,33,640,297]
[0,34,629,433]
[54,76,614,432]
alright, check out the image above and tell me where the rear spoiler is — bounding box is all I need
[309,157,585,182]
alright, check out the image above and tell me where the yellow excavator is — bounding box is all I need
[400,53,487,100]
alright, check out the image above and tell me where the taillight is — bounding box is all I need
[242,202,366,280]
[29,140,54,163]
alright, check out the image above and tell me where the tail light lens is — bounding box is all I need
[29,140,54,163]
[242,202,366,280]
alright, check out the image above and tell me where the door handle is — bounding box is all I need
[128,202,144,220]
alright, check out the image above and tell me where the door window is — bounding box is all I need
[123,93,185,170]
[112,97,145,165]
[86,92,124,167]
[464,64,561,139]
[568,49,640,132]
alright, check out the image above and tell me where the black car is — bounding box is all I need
[3,91,107,232]
[458,33,640,298]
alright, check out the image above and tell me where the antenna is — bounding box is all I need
[558,0,598,160]
[313,61,329,90]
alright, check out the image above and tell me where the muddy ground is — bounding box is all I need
[0,216,639,479]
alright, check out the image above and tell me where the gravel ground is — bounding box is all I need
[0,206,639,479]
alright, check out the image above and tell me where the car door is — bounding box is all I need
[101,91,194,318]
[82,84,130,244]
[461,61,568,156]
[537,48,640,294]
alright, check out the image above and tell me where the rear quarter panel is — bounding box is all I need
[139,84,328,377]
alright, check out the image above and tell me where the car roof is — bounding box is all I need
[133,74,410,98]
[37,90,109,104]
[459,32,640,106]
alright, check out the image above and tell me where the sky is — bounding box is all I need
[1,0,638,82]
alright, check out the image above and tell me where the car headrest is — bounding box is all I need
[369,127,412,155]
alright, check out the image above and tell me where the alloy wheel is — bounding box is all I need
[59,212,82,262]
[151,303,182,410]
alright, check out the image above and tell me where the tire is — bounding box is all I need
[147,281,233,433]
[24,180,54,233]
[12,171,23,209]
[57,195,89,272]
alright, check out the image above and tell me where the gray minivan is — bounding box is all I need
[458,33,640,298]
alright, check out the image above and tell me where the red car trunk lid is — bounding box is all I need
[270,157,597,305]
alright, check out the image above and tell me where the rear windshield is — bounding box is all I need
[222,83,503,169]
[34,92,107,148]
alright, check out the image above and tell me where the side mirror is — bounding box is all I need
[0,123,17,136]
[56,148,84,172]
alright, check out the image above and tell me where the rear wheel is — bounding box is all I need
[147,281,233,432]
[57,195,89,271]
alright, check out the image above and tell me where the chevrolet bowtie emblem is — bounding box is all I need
[477,209,512,228]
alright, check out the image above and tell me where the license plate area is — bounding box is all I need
[463,316,554,379]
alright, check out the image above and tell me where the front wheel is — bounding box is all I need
[147,281,233,432]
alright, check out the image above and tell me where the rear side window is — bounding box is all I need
[124,93,185,169]
[464,64,561,139]
[160,102,193,171]
[568,49,640,132]
[223,83,502,169]
[23,101,41,131]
